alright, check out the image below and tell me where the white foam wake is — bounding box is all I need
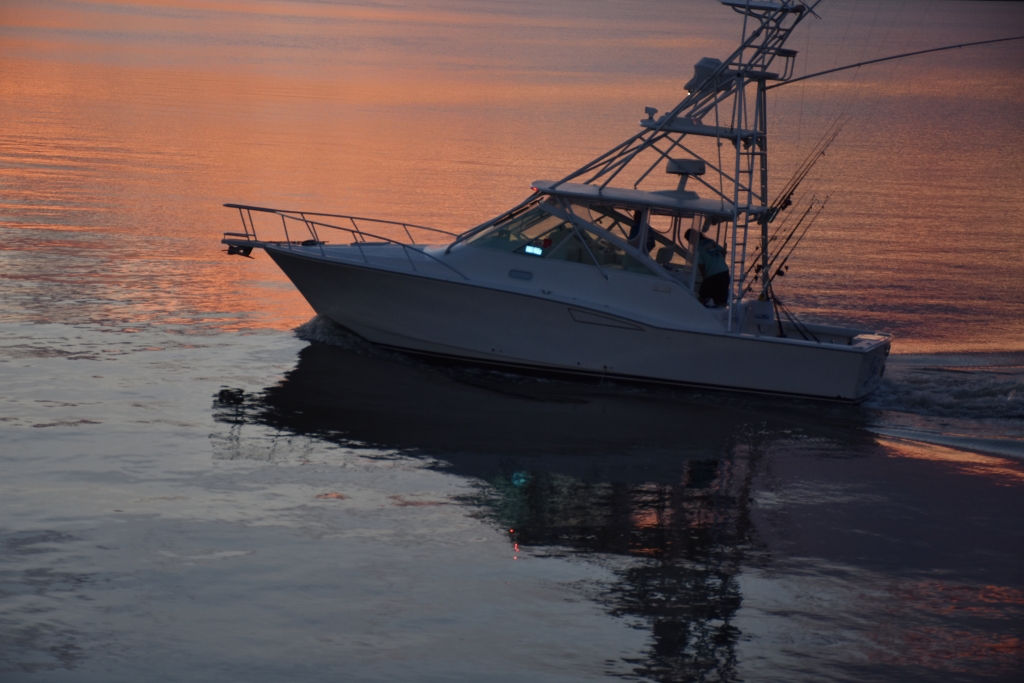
[293,315,366,350]
[864,353,1024,459]
[866,353,1024,421]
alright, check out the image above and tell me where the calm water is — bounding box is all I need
[2,1,1023,681]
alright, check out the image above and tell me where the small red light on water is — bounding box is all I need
[509,529,514,533]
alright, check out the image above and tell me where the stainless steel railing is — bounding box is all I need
[223,203,467,279]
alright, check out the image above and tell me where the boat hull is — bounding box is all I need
[266,247,888,401]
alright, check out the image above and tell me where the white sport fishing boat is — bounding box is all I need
[222,0,891,401]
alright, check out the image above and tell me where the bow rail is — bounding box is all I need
[221,203,467,279]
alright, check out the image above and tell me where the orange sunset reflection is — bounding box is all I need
[869,579,1024,674]
[878,437,1024,484]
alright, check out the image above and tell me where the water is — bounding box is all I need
[1,1,1023,680]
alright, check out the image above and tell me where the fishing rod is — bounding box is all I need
[773,196,821,265]
[771,198,828,280]
[744,119,843,284]
[757,199,812,282]
[766,34,1024,90]
[746,198,815,289]
[747,194,824,292]
[768,118,843,220]
[769,196,831,285]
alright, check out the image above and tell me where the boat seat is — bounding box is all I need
[656,247,674,264]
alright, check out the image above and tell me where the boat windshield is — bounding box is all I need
[466,199,657,276]
[465,200,571,256]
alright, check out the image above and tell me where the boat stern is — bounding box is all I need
[852,333,892,399]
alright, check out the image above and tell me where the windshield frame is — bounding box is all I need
[457,191,714,286]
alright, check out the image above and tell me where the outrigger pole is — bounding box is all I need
[766,34,1024,90]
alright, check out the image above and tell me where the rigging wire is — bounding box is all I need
[772,294,820,342]
[795,16,812,149]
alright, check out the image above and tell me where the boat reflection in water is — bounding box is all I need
[213,319,882,681]
[472,458,756,681]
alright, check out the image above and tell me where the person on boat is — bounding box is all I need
[684,228,729,307]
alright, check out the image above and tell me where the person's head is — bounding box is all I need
[684,228,695,242]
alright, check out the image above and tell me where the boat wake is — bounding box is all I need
[866,353,1024,420]
[864,353,1024,459]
